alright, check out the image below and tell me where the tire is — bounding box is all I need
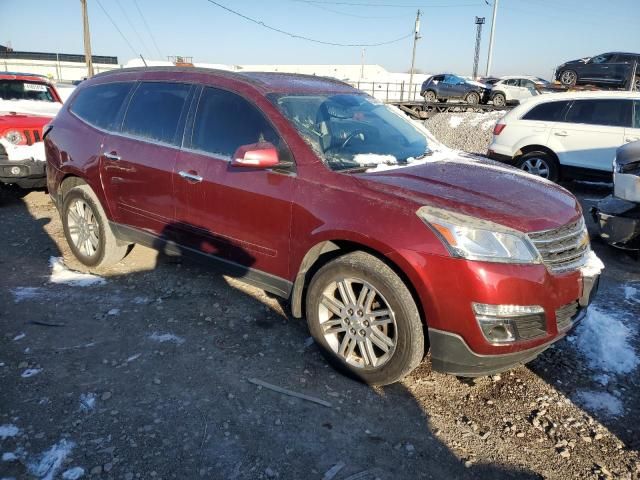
[516,151,560,182]
[61,185,130,268]
[559,70,577,87]
[634,76,640,92]
[424,90,437,102]
[465,91,480,104]
[492,92,506,107]
[305,251,424,386]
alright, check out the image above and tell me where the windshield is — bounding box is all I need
[0,80,56,102]
[269,93,429,171]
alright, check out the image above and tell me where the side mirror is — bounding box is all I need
[231,142,279,168]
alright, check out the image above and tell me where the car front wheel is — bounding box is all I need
[465,91,480,104]
[306,251,424,385]
[492,93,506,107]
[424,90,437,102]
[560,70,577,87]
[62,185,130,268]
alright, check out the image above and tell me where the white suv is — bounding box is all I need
[489,76,549,107]
[488,91,640,181]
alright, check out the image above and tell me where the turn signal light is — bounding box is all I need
[493,124,506,135]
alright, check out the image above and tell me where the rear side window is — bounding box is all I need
[522,101,570,121]
[564,99,632,127]
[70,82,132,130]
[122,82,191,145]
[190,87,284,158]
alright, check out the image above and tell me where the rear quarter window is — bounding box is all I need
[521,100,570,121]
[70,82,133,130]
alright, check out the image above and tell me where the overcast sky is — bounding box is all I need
[2,0,639,79]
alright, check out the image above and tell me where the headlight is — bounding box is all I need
[4,130,26,145]
[417,206,540,264]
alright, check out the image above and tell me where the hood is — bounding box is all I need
[466,79,490,90]
[561,57,591,67]
[0,99,61,118]
[0,112,51,131]
[354,154,581,233]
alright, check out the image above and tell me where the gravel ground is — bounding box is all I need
[1,173,639,479]
[424,111,505,155]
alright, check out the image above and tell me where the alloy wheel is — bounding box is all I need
[560,70,576,86]
[67,198,100,257]
[521,157,550,178]
[318,277,397,369]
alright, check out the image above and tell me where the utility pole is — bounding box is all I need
[407,9,421,101]
[80,0,94,77]
[472,17,485,79]
[485,0,498,76]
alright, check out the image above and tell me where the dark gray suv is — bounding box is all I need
[555,52,640,89]
[420,74,488,104]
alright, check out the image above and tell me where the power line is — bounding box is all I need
[300,1,411,19]
[293,0,484,8]
[94,0,139,57]
[115,0,153,58]
[132,0,164,59]
[205,0,414,47]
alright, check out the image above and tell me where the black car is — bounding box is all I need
[420,74,489,104]
[555,52,640,89]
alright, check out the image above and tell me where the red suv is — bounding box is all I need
[45,67,601,385]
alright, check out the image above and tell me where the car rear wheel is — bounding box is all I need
[424,90,437,102]
[492,93,506,107]
[465,91,480,104]
[306,251,424,386]
[560,70,577,87]
[516,151,559,182]
[62,185,130,268]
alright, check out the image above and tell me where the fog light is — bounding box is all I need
[472,303,546,344]
[10,166,21,175]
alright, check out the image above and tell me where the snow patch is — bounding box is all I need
[21,368,42,378]
[11,287,43,303]
[0,99,61,117]
[126,353,141,362]
[62,466,85,479]
[48,257,106,287]
[12,333,25,341]
[624,285,639,304]
[107,308,120,316]
[27,439,75,480]
[575,307,639,375]
[580,251,604,277]
[576,390,623,417]
[448,116,464,129]
[0,425,20,439]
[2,452,18,462]
[353,153,397,166]
[0,138,46,162]
[79,393,96,412]
[149,332,185,345]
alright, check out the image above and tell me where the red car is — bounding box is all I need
[45,67,601,385]
[0,72,62,188]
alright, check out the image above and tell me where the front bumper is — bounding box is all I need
[387,250,599,376]
[591,195,640,250]
[0,158,46,189]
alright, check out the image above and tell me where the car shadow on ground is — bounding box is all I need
[0,189,547,479]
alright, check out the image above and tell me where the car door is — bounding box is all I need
[517,79,538,101]
[173,86,295,283]
[100,81,194,234]
[500,79,519,101]
[581,54,614,83]
[548,99,631,172]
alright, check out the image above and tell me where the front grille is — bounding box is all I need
[556,301,580,331]
[528,218,590,274]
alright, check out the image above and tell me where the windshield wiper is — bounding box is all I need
[336,163,379,173]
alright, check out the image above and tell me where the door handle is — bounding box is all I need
[625,137,639,143]
[554,131,569,137]
[178,170,203,183]
[104,151,121,161]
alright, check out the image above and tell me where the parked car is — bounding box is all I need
[47,67,601,385]
[489,76,550,107]
[0,72,62,189]
[420,74,489,104]
[555,52,640,89]
[592,141,640,250]
[488,91,640,182]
